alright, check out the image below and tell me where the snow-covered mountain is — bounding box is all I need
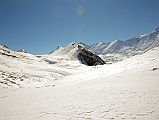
[49,43,105,66]
[90,27,159,56]
[0,28,159,120]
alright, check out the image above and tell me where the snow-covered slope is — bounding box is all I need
[48,43,79,60]
[0,44,86,88]
[90,27,159,56]
[0,46,159,120]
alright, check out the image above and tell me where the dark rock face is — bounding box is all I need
[77,45,105,66]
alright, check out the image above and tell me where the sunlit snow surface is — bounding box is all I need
[0,46,159,120]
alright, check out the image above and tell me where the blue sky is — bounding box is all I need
[0,0,159,54]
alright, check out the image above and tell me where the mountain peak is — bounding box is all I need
[0,43,9,49]
[151,27,159,34]
[155,27,159,33]
[155,27,159,31]
[17,49,27,53]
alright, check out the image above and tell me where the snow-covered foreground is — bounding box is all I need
[0,47,159,120]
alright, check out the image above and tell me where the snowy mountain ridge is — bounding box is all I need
[90,27,159,56]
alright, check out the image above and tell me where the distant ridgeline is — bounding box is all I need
[51,26,159,65]
[1,27,159,65]
[89,27,159,56]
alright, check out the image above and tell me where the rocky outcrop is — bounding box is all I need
[77,44,105,66]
